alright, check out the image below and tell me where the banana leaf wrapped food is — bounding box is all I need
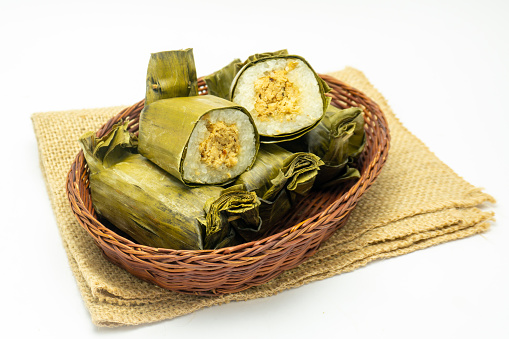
[140,49,260,186]
[138,95,260,186]
[282,106,366,188]
[233,144,323,240]
[79,122,261,250]
[204,50,331,142]
[145,48,198,105]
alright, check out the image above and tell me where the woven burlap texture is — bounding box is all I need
[32,67,495,327]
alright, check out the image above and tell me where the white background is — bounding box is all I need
[1,0,508,337]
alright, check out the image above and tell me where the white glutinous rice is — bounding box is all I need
[232,58,323,136]
[182,108,256,184]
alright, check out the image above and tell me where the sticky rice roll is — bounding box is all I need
[138,95,260,186]
[231,57,328,139]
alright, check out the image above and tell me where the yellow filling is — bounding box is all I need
[253,60,300,122]
[199,121,240,169]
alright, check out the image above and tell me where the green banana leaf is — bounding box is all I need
[203,58,241,100]
[306,106,366,165]
[316,163,361,189]
[203,185,261,248]
[138,95,260,186]
[233,144,323,240]
[145,48,198,105]
[281,105,366,188]
[79,122,260,250]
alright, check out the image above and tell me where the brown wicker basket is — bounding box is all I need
[66,74,390,296]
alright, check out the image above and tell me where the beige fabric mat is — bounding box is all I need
[32,67,495,327]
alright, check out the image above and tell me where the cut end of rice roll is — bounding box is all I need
[231,56,328,140]
[183,107,257,185]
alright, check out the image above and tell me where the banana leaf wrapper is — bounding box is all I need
[145,48,198,106]
[203,58,241,100]
[282,106,366,188]
[138,95,260,186]
[233,144,323,241]
[79,122,260,250]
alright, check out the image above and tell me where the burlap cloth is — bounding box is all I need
[32,67,495,327]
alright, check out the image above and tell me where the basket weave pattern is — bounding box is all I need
[66,75,390,295]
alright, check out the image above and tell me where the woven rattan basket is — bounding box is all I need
[66,74,390,295]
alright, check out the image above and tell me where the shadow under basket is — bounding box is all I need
[66,74,390,296]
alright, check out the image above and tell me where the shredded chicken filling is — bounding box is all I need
[199,121,240,169]
[253,60,301,122]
